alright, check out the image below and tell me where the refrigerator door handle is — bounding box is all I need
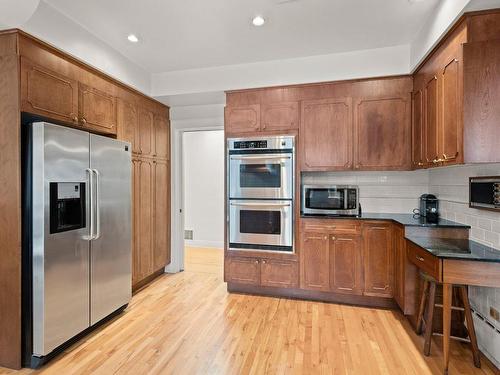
[93,169,101,240]
[86,168,95,240]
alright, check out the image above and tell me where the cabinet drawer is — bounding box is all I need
[302,220,361,235]
[407,241,441,281]
[225,257,260,285]
[261,259,298,288]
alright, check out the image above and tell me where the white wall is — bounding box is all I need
[21,1,151,94]
[182,130,225,249]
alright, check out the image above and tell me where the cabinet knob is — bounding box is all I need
[81,117,87,125]
[416,256,425,262]
[417,162,424,167]
[324,236,328,240]
[72,116,78,122]
[254,260,259,264]
[331,236,336,240]
[262,260,266,264]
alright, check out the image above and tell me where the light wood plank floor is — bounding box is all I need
[1,247,497,374]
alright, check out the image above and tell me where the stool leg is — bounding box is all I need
[416,279,430,335]
[443,283,452,375]
[423,281,436,356]
[459,286,481,368]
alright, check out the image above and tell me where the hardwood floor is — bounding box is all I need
[0,247,497,374]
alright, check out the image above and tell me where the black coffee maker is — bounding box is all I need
[419,194,439,223]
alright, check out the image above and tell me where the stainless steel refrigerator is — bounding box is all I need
[22,122,132,367]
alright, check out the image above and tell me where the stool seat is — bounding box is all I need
[416,272,481,370]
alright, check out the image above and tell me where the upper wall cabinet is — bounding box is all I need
[20,57,79,124]
[225,102,299,135]
[353,95,411,170]
[261,101,299,131]
[300,98,353,171]
[225,105,260,133]
[412,90,425,168]
[117,99,140,153]
[154,113,170,159]
[79,83,117,135]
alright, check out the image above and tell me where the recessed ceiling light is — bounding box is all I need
[127,34,139,43]
[252,16,265,27]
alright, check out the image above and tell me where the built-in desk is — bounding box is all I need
[406,236,500,374]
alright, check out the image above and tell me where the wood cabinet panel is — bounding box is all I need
[117,99,139,154]
[260,259,298,288]
[424,76,439,164]
[363,223,393,298]
[300,232,330,291]
[394,225,406,311]
[153,160,170,270]
[137,158,154,281]
[138,108,154,156]
[354,95,411,170]
[300,98,352,170]
[154,114,170,159]
[225,105,260,134]
[261,101,299,131]
[329,234,362,295]
[225,257,260,285]
[20,57,78,124]
[412,89,425,168]
[440,58,462,165]
[132,158,140,286]
[79,83,117,135]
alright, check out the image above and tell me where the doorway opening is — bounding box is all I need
[181,130,224,276]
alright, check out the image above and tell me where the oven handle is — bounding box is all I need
[230,202,291,207]
[229,155,291,160]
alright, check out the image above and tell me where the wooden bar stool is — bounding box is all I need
[416,272,481,369]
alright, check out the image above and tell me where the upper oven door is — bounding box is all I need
[229,152,293,199]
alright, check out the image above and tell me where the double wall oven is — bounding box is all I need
[227,136,295,253]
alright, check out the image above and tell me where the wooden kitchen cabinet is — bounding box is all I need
[353,95,411,170]
[153,160,170,270]
[260,259,298,288]
[424,75,439,165]
[136,158,154,281]
[412,89,425,168]
[117,99,139,153]
[78,83,117,135]
[300,231,330,291]
[261,101,299,131]
[362,223,394,298]
[225,104,260,134]
[154,113,170,159]
[138,108,155,156]
[20,57,79,124]
[300,98,353,171]
[329,234,363,295]
[225,257,261,285]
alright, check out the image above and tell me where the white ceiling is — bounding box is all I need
[44,0,440,74]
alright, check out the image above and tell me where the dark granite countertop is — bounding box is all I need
[405,236,500,263]
[301,212,470,228]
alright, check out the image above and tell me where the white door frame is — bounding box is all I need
[166,124,224,273]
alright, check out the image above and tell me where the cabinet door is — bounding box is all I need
[154,114,170,159]
[301,98,353,170]
[424,76,439,165]
[225,105,260,134]
[329,235,363,295]
[440,57,462,165]
[20,57,79,124]
[153,160,170,270]
[138,108,154,156]
[225,257,260,285]
[79,83,117,135]
[363,224,393,298]
[260,259,298,288]
[137,159,154,281]
[261,101,299,131]
[393,225,405,310]
[117,99,140,154]
[354,96,411,170]
[132,158,141,286]
[412,89,425,168]
[300,232,330,291]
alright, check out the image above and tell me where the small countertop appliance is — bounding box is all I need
[419,194,439,223]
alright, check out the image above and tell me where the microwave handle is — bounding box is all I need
[230,155,291,160]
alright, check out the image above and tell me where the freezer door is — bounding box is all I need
[90,134,132,325]
[31,123,90,356]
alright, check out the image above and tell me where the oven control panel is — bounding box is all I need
[233,140,268,149]
[228,136,294,151]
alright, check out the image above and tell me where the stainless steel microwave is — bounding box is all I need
[301,185,359,216]
[469,177,500,211]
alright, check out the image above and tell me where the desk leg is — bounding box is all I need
[443,283,452,375]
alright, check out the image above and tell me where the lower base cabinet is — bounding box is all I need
[330,234,363,295]
[225,257,298,288]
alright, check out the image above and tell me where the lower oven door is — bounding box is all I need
[229,200,293,252]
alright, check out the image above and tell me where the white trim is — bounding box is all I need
[165,123,224,274]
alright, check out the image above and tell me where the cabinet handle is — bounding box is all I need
[72,116,78,122]
[417,162,424,167]
[373,286,388,291]
[442,152,458,161]
[81,117,87,125]
[324,236,328,240]
[262,260,266,264]
[416,256,425,262]
[254,260,259,264]
[331,236,336,240]
[432,157,443,164]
